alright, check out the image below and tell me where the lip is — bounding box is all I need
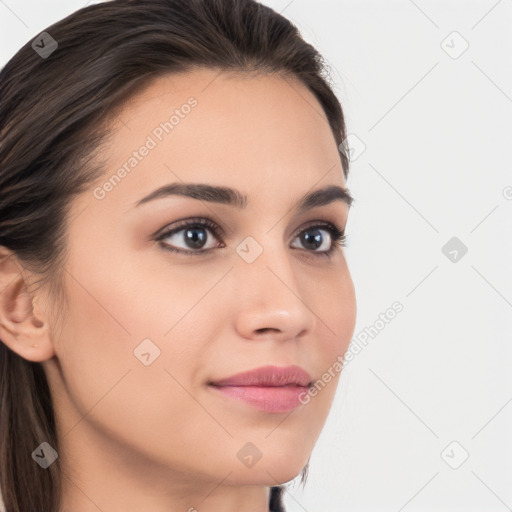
[208,365,312,413]
[209,364,312,387]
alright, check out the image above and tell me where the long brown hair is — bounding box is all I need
[0,0,350,510]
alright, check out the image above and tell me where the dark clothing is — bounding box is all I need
[269,486,285,512]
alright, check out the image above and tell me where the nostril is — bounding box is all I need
[255,328,279,335]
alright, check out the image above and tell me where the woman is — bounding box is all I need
[0,0,357,510]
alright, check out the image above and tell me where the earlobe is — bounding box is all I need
[0,247,55,362]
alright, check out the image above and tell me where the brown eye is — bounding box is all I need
[156,218,224,255]
[290,222,347,257]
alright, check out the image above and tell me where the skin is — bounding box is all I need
[0,67,356,512]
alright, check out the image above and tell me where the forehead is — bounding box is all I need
[90,68,346,211]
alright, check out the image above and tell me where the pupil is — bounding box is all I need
[301,229,323,250]
[185,227,206,248]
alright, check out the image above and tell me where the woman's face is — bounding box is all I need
[42,68,356,496]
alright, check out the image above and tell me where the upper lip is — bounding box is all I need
[208,365,312,387]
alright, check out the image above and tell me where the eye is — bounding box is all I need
[155,217,347,257]
[155,217,224,256]
[290,222,347,257]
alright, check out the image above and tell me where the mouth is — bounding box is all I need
[208,364,312,413]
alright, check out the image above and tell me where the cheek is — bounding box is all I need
[54,253,214,423]
[314,266,357,353]
[301,268,356,405]
[53,281,139,428]
[53,275,212,469]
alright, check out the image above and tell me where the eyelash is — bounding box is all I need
[155,217,347,259]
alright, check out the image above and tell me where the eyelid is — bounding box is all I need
[155,217,345,241]
[154,216,225,239]
[154,216,347,255]
[290,218,345,239]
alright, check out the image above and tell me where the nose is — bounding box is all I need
[233,242,317,342]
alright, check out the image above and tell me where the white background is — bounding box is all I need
[1,1,511,511]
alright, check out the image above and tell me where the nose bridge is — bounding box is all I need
[232,234,317,339]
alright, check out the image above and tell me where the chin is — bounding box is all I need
[223,449,311,486]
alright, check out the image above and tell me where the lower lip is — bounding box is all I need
[209,384,309,413]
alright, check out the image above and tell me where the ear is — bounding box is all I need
[0,246,55,362]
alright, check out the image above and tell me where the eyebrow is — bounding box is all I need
[134,182,354,212]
